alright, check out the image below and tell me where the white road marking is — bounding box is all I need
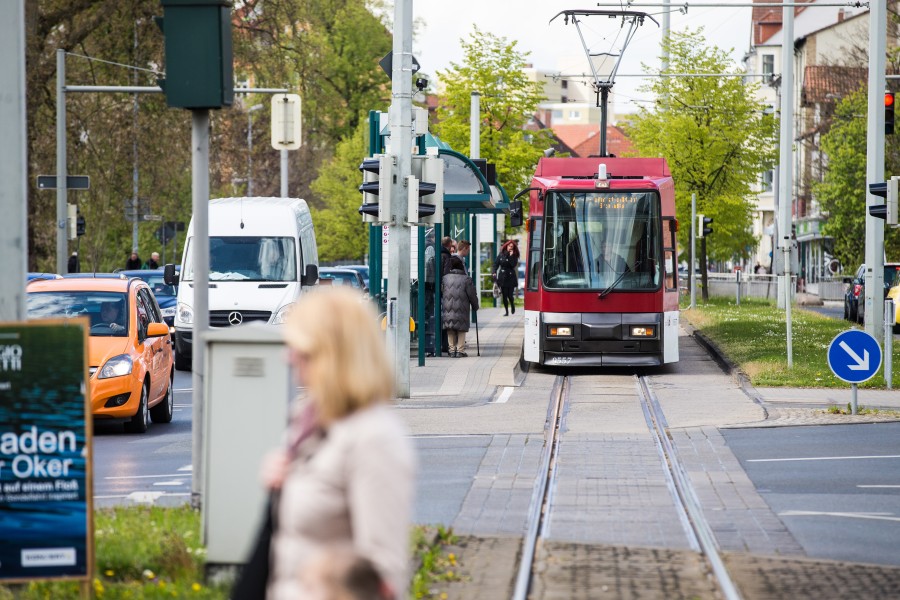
[747,454,900,463]
[492,387,514,404]
[127,491,165,504]
[174,388,192,392]
[177,464,192,472]
[779,510,900,523]
[153,480,186,487]
[105,473,190,480]
[858,485,900,489]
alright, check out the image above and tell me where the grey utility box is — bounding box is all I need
[202,325,292,567]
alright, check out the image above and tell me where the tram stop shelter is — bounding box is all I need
[367,131,517,365]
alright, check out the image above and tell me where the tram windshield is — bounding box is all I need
[542,191,660,291]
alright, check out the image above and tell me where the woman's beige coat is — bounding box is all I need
[266,404,415,600]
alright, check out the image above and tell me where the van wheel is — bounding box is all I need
[150,371,174,424]
[174,351,191,372]
[125,383,150,434]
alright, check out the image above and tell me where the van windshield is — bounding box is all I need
[182,236,297,282]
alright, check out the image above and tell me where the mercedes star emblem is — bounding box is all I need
[228,311,243,325]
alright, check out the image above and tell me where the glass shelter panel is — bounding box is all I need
[542,191,660,291]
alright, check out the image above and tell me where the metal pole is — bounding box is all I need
[132,25,139,254]
[850,383,858,415]
[417,227,425,367]
[690,193,696,309]
[778,3,795,369]
[56,49,68,275]
[0,1,27,321]
[736,270,741,306]
[388,0,413,397]
[280,149,288,197]
[865,0,887,341]
[247,110,253,197]
[885,299,894,389]
[470,91,480,160]
[191,109,210,507]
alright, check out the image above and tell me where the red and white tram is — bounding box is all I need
[520,157,680,367]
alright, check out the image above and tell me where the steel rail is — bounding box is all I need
[511,375,568,600]
[636,375,743,600]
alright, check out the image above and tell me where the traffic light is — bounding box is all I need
[358,154,395,224]
[697,214,713,237]
[408,154,444,225]
[868,176,899,224]
[886,92,895,135]
[154,0,233,109]
[76,215,86,237]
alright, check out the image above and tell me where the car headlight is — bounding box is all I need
[272,303,295,325]
[549,326,573,337]
[98,354,133,379]
[160,306,176,318]
[177,302,193,325]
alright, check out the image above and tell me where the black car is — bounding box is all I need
[847,263,900,324]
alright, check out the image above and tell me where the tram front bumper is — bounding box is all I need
[540,312,663,367]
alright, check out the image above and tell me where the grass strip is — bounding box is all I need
[683,296,899,388]
[0,507,457,600]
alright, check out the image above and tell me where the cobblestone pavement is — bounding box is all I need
[431,536,900,600]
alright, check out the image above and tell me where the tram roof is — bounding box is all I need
[534,157,671,180]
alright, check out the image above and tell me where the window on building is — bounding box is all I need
[762,54,774,83]
[569,110,581,119]
[762,169,773,192]
[552,110,563,120]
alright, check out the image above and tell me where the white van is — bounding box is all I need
[167,197,318,370]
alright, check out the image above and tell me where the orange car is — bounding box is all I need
[27,276,174,433]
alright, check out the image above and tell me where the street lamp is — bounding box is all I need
[247,103,264,196]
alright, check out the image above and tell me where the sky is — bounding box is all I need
[411,0,757,116]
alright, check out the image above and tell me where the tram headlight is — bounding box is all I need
[549,326,573,337]
[630,326,656,337]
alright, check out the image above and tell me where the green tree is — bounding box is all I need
[310,120,371,262]
[234,0,392,207]
[434,26,553,198]
[815,89,900,268]
[625,29,778,281]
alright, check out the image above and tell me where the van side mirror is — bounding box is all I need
[509,200,523,228]
[164,264,179,286]
[302,264,318,286]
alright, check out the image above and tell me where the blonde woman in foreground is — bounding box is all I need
[260,287,416,600]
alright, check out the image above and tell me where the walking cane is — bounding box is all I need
[474,309,480,356]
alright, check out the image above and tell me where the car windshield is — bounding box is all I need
[182,236,297,282]
[27,291,129,337]
[131,273,176,296]
[542,190,661,291]
[319,271,360,287]
[886,265,900,288]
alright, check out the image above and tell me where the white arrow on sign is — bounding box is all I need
[839,341,870,371]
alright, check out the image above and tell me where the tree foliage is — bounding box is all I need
[24,0,392,271]
[815,90,900,267]
[310,120,370,262]
[625,29,778,263]
[434,26,553,197]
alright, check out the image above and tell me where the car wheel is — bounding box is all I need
[843,301,849,320]
[849,304,858,323]
[150,371,174,424]
[125,382,150,434]
[174,351,191,372]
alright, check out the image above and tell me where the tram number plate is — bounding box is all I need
[548,356,572,365]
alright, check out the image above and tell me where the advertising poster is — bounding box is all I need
[0,320,92,582]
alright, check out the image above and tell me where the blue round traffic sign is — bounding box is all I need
[827,329,882,384]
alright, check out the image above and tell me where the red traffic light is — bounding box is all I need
[886,92,895,107]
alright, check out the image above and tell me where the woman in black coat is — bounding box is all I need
[492,240,520,316]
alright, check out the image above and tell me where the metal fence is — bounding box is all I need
[680,273,848,302]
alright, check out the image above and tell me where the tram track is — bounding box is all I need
[511,373,742,600]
